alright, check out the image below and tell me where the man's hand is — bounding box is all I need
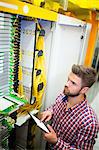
[43,124,58,144]
[40,110,52,122]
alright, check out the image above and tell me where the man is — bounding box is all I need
[41,64,99,150]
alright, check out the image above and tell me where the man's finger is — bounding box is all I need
[47,124,54,132]
[45,116,51,122]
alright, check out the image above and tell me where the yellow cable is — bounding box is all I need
[33,23,46,110]
[18,50,24,96]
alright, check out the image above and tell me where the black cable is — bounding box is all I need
[30,22,38,104]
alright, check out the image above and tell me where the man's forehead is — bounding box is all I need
[68,72,82,83]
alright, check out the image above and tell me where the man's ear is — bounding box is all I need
[80,87,89,94]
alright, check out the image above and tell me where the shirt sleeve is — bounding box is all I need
[46,93,64,115]
[76,122,98,150]
[53,122,98,150]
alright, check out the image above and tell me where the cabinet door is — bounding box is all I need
[44,16,89,108]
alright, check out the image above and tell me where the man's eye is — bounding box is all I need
[72,81,75,85]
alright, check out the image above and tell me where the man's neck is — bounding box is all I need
[67,94,85,108]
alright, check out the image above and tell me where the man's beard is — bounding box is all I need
[63,86,81,97]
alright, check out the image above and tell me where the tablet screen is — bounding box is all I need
[29,113,49,133]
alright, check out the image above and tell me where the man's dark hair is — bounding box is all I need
[72,64,97,88]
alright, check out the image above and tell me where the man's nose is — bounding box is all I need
[65,80,71,87]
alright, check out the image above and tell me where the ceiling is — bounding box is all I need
[67,0,99,20]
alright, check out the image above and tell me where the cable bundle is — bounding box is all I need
[32,23,46,109]
[9,17,21,94]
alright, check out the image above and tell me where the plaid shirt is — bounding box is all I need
[47,93,99,150]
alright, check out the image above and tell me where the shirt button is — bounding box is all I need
[68,108,71,112]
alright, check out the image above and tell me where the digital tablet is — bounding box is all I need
[28,112,49,133]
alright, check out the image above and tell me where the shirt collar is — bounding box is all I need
[70,97,87,111]
[62,95,68,102]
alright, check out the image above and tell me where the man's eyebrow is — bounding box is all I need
[68,77,77,85]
